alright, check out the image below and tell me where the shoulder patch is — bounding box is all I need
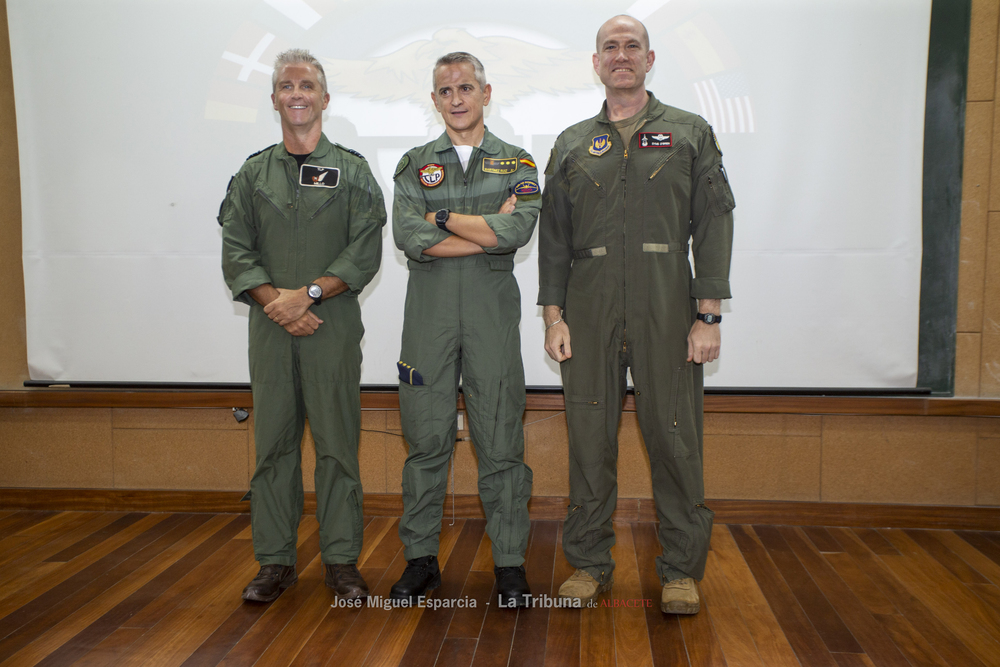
[393,154,409,179]
[709,126,723,156]
[513,179,539,195]
[245,143,277,161]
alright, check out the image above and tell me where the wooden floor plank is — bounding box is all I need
[471,531,494,572]
[70,626,148,667]
[729,524,838,667]
[435,637,477,667]
[447,571,494,639]
[0,513,168,618]
[957,531,1000,568]
[397,519,485,667]
[46,513,145,562]
[0,513,201,661]
[0,510,55,540]
[633,522,689,667]
[903,529,992,584]
[828,527,990,667]
[0,513,121,582]
[0,512,91,568]
[853,529,899,556]
[970,583,1000,614]
[822,552,898,617]
[32,515,244,666]
[700,550,764,667]
[872,613,951,667]
[608,523,654,667]
[5,514,223,666]
[802,527,844,554]
[831,654,876,667]
[543,522,582,667]
[777,526,910,667]
[509,521,558,667]
[876,529,1000,667]
[931,531,1000,587]
[753,526,861,654]
[580,595,616,667]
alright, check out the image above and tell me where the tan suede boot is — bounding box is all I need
[558,569,613,605]
[661,577,700,614]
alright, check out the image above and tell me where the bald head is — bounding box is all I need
[596,15,649,51]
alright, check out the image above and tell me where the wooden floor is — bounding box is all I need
[1,511,1000,666]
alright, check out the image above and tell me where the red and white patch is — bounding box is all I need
[419,163,445,187]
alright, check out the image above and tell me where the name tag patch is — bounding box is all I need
[300,165,340,188]
[513,179,539,195]
[639,132,672,148]
[482,157,519,174]
[419,163,445,187]
[589,134,611,156]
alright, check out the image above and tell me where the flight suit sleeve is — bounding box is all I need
[689,123,735,300]
[221,165,272,306]
[482,152,541,253]
[536,145,575,309]
[392,153,450,263]
[323,160,387,294]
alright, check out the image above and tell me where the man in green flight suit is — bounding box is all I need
[221,49,386,603]
[538,16,735,614]
[391,52,540,607]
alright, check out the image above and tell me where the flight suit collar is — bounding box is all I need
[431,127,503,156]
[275,132,336,161]
[595,91,664,125]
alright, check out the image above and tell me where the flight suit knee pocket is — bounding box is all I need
[565,395,614,467]
[667,367,695,458]
[465,376,523,460]
[399,382,434,444]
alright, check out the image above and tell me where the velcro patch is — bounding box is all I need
[513,179,539,195]
[397,361,424,386]
[589,134,611,156]
[394,154,409,179]
[638,132,672,148]
[300,165,340,188]
[419,163,445,187]
[482,157,519,174]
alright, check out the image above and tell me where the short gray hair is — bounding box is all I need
[433,52,487,91]
[272,48,328,94]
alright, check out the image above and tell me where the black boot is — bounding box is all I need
[495,565,531,608]
[241,564,297,602]
[389,555,441,604]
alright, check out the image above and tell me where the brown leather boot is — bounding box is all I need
[242,564,297,602]
[325,563,369,599]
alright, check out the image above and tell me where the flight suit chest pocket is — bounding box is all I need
[303,187,344,221]
[255,186,289,221]
[567,153,608,249]
[703,164,735,216]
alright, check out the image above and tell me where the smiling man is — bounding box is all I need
[390,52,540,607]
[538,16,735,613]
[221,49,385,603]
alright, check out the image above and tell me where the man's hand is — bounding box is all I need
[498,193,517,214]
[284,311,323,336]
[687,299,722,364]
[543,305,572,362]
[264,287,312,326]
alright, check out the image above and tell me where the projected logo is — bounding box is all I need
[207,0,755,135]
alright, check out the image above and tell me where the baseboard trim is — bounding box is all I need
[1,489,997,530]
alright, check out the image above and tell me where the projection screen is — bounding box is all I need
[9,0,931,388]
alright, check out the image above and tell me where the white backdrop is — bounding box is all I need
[10,0,930,387]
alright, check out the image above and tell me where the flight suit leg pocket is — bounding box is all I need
[667,366,695,458]
[399,381,434,445]
[565,395,612,467]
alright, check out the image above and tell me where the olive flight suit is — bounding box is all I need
[537,94,734,584]
[393,130,540,567]
[222,134,386,567]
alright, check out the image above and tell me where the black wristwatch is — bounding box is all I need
[696,313,721,324]
[306,283,323,306]
[435,208,451,231]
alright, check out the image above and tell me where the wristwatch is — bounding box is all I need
[306,283,323,306]
[435,208,451,231]
[696,313,722,324]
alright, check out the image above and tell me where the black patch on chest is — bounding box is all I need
[300,165,340,188]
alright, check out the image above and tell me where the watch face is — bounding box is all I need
[308,284,322,299]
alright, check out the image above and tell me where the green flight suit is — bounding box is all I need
[537,94,734,584]
[393,130,540,567]
[221,134,386,567]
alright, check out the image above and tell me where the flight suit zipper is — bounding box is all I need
[622,146,629,353]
